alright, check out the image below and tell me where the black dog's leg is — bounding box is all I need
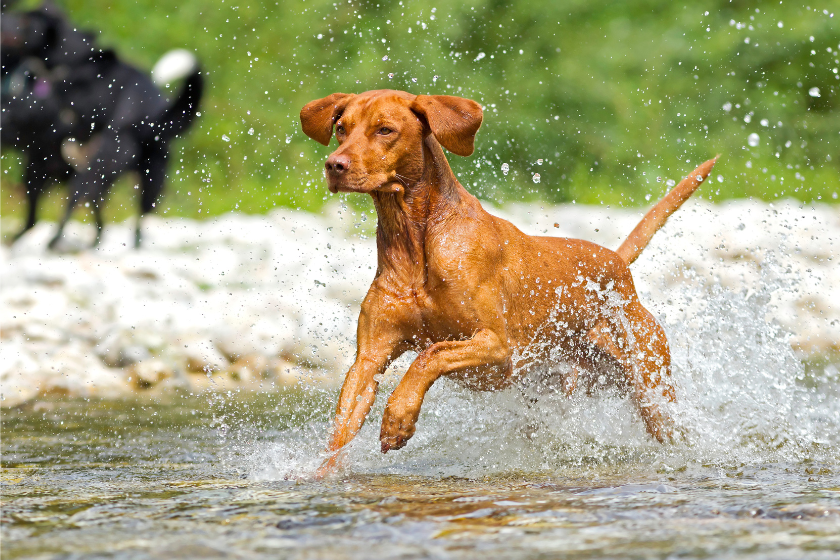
[135,144,168,248]
[91,201,104,248]
[13,182,44,242]
[49,130,137,250]
[49,186,112,251]
[48,198,76,251]
[12,159,60,243]
[134,217,143,249]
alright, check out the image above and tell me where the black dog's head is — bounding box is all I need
[1,1,95,76]
[1,2,106,148]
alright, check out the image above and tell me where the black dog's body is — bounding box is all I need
[1,3,202,248]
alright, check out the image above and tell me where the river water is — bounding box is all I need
[3,248,840,558]
[3,328,840,559]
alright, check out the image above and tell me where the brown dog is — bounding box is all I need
[300,90,716,475]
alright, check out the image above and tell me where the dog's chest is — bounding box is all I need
[391,277,477,342]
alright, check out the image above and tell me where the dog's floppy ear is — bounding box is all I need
[300,93,355,146]
[410,95,483,157]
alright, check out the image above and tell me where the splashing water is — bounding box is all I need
[240,268,840,481]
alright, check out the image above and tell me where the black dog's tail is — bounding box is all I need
[151,49,204,140]
[158,69,203,139]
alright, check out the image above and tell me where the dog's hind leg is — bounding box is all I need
[136,146,168,248]
[48,174,117,251]
[48,194,81,251]
[49,131,136,250]
[91,201,105,248]
[589,303,675,442]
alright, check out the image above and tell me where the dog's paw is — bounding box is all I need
[649,417,683,444]
[379,407,417,453]
[666,423,689,445]
[314,450,344,480]
[47,237,85,254]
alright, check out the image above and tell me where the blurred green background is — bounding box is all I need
[2,0,838,226]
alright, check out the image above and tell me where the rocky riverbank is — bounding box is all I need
[2,200,838,407]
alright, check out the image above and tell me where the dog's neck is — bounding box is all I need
[371,136,461,286]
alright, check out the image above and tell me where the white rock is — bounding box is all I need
[2,201,837,406]
[129,358,173,388]
[175,336,229,373]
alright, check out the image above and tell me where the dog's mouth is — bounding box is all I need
[327,181,368,194]
[326,174,403,195]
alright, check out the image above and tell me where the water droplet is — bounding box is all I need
[808,87,821,97]
[532,173,541,184]
[501,163,509,175]
[221,134,230,142]
[248,128,255,135]
[748,133,760,147]
[475,52,486,61]
[536,159,543,165]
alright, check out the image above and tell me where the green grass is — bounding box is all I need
[2,0,838,228]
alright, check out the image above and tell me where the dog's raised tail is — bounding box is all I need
[616,156,719,265]
[152,50,204,140]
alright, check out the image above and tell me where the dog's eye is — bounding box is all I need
[378,127,393,135]
[335,124,345,135]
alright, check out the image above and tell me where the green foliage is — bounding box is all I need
[2,0,838,223]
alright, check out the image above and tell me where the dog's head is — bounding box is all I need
[1,2,95,75]
[300,89,482,194]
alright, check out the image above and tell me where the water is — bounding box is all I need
[3,285,840,559]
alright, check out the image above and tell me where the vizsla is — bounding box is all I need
[300,90,717,475]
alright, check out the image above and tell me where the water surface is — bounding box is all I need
[3,382,838,560]
[4,283,840,558]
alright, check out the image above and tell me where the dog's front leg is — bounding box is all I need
[317,351,396,478]
[380,328,511,452]
[316,296,408,477]
[13,164,47,243]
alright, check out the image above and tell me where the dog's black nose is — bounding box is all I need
[325,154,350,176]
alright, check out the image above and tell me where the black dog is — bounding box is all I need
[1,2,203,248]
